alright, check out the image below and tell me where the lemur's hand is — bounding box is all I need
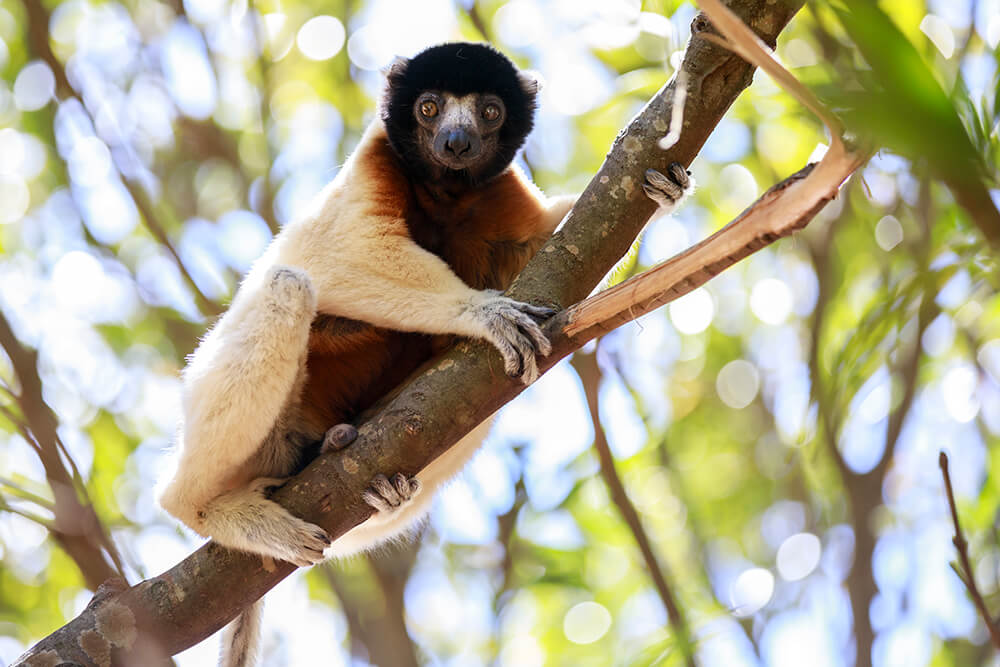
[462,291,555,384]
[643,162,694,213]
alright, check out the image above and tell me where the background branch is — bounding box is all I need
[940,451,1000,649]
[571,350,695,665]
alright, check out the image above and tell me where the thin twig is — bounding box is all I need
[571,351,696,666]
[0,476,55,510]
[940,451,1000,649]
[0,496,55,527]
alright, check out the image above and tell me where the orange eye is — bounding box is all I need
[419,100,438,118]
[482,104,500,122]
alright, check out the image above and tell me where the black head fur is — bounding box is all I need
[381,42,538,186]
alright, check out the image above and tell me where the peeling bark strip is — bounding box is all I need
[16,1,808,663]
[558,147,866,343]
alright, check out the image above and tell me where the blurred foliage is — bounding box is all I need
[0,0,999,666]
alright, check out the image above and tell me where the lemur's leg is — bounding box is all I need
[160,266,331,566]
[642,162,694,214]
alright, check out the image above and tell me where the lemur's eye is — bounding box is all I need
[482,104,500,122]
[419,100,438,118]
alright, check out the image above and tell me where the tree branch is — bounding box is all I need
[0,311,126,590]
[15,1,820,663]
[22,0,224,318]
[940,451,1000,649]
[571,350,695,665]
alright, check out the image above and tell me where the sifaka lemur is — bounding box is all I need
[158,42,692,666]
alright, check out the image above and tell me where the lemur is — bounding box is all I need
[158,42,692,666]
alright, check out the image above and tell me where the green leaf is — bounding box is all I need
[828,2,984,186]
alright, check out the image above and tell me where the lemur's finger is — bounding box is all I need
[515,302,557,320]
[370,474,402,507]
[493,331,525,378]
[514,314,552,357]
[322,423,358,453]
[391,473,413,499]
[362,489,393,513]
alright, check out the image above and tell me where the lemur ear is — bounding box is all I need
[518,70,543,97]
[384,56,409,83]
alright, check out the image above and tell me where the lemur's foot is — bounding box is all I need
[362,473,422,514]
[643,162,693,212]
[245,477,331,567]
[322,423,359,453]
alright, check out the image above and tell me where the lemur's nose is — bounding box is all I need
[445,129,472,156]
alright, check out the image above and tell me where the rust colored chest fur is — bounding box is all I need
[298,159,550,438]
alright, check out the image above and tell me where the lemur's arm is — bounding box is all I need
[305,228,552,382]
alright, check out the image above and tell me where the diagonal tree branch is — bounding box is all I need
[572,350,695,665]
[15,1,823,663]
[0,312,126,590]
[940,451,1000,649]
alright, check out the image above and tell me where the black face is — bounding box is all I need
[382,43,539,186]
[411,91,506,171]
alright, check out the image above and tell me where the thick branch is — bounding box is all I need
[16,2,811,663]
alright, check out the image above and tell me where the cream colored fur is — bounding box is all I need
[159,119,574,568]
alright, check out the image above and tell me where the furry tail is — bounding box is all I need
[220,599,263,667]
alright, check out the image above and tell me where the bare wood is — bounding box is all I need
[561,142,866,343]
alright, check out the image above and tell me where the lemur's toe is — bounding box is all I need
[363,473,421,514]
[322,423,359,453]
[643,162,694,210]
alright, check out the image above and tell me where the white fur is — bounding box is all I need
[159,120,564,563]
[220,599,262,667]
[158,118,581,666]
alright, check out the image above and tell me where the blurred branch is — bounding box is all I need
[248,7,280,235]
[0,311,126,589]
[940,451,1000,649]
[322,545,421,667]
[804,215,851,481]
[21,0,71,97]
[571,350,695,666]
[465,3,492,42]
[0,476,56,511]
[15,1,818,661]
[21,0,223,318]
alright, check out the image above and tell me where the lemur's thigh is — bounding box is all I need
[160,265,317,528]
